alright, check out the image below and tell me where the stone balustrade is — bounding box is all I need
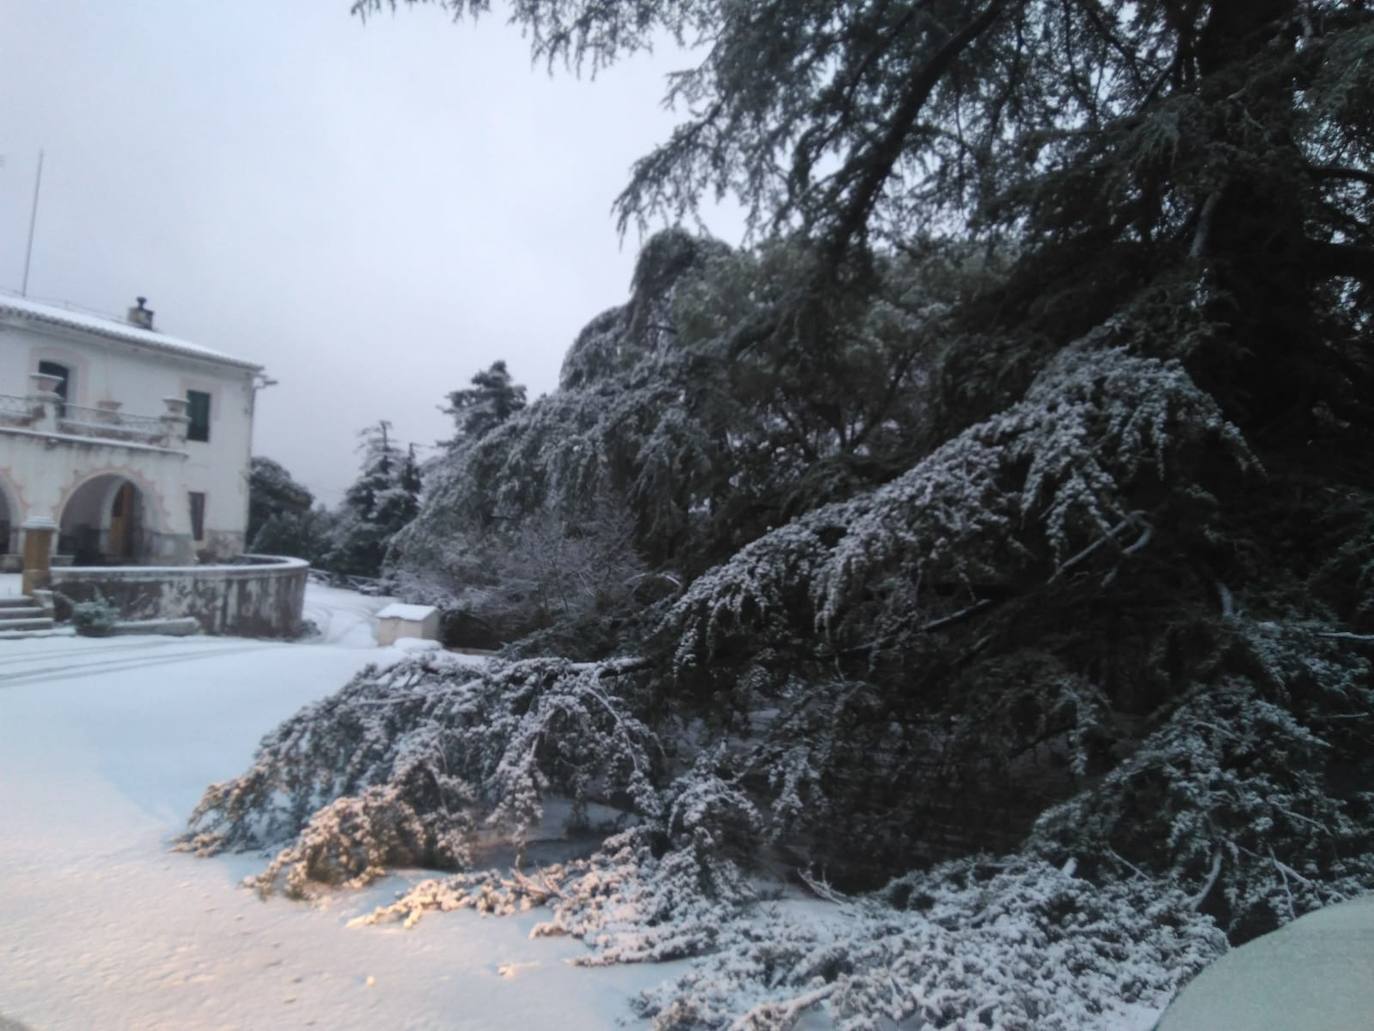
[0,381,188,449]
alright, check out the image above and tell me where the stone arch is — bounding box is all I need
[58,472,157,565]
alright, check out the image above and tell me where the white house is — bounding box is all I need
[0,293,262,568]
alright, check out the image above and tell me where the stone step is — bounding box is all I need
[0,606,47,621]
[0,595,38,609]
[0,624,69,640]
[0,617,55,633]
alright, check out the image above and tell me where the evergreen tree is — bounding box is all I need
[343,421,398,520]
[246,456,314,542]
[246,456,331,562]
[399,443,423,499]
[327,421,422,577]
[443,360,527,441]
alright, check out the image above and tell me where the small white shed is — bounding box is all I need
[375,602,441,646]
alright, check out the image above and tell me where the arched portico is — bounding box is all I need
[59,474,149,565]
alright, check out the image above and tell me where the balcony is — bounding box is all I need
[57,403,169,446]
[0,375,189,450]
[0,394,36,427]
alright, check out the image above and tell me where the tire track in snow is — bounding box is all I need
[0,638,196,667]
[0,644,282,689]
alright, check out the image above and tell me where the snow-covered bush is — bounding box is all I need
[70,597,119,637]
[361,846,1224,1030]
[637,858,1225,1031]
[1031,620,1374,939]
[363,807,759,965]
[177,654,662,894]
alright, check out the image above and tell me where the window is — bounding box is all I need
[186,390,211,442]
[188,492,206,542]
[38,360,70,418]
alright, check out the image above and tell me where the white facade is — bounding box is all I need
[0,294,262,566]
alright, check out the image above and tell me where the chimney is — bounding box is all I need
[127,296,155,330]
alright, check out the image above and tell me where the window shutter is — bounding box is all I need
[187,390,211,442]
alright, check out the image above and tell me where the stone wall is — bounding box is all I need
[51,554,308,638]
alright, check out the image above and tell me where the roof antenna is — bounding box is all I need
[21,149,44,297]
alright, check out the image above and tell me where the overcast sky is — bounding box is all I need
[0,0,739,503]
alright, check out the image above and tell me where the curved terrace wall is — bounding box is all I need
[51,554,308,638]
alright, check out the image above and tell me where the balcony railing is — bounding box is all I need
[0,391,186,448]
[57,403,167,445]
[0,394,36,427]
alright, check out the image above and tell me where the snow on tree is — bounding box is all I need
[1029,620,1374,939]
[634,858,1226,1030]
[187,253,1373,1025]
[246,456,331,561]
[182,644,1236,1026]
[389,229,959,607]
[323,420,422,578]
[183,2,1374,1026]
[443,360,527,441]
[177,654,662,894]
[247,456,314,540]
[667,343,1252,668]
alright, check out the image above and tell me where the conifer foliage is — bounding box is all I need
[188,1,1374,1025]
[444,360,528,441]
[246,456,331,561]
[325,421,422,577]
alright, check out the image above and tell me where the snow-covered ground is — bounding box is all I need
[0,584,665,1031]
[301,581,398,648]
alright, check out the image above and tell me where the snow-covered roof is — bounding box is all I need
[376,603,439,621]
[0,292,261,371]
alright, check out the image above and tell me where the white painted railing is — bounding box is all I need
[0,394,35,426]
[56,403,166,445]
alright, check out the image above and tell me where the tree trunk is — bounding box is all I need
[1190,0,1310,436]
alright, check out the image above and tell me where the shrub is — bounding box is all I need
[70,597,119,637]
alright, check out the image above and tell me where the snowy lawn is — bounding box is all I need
[0,586,667,1030]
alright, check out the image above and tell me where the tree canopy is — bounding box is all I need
[443,359,528,441]
[326,421,422,577]
[357,0,1371,429]
[247,456,314,543]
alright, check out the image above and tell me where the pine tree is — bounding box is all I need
[246,456,314,542]
[343,421,398,521]
[444,360,527,441]
[246,456,330,562]
[327,421,422,577]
